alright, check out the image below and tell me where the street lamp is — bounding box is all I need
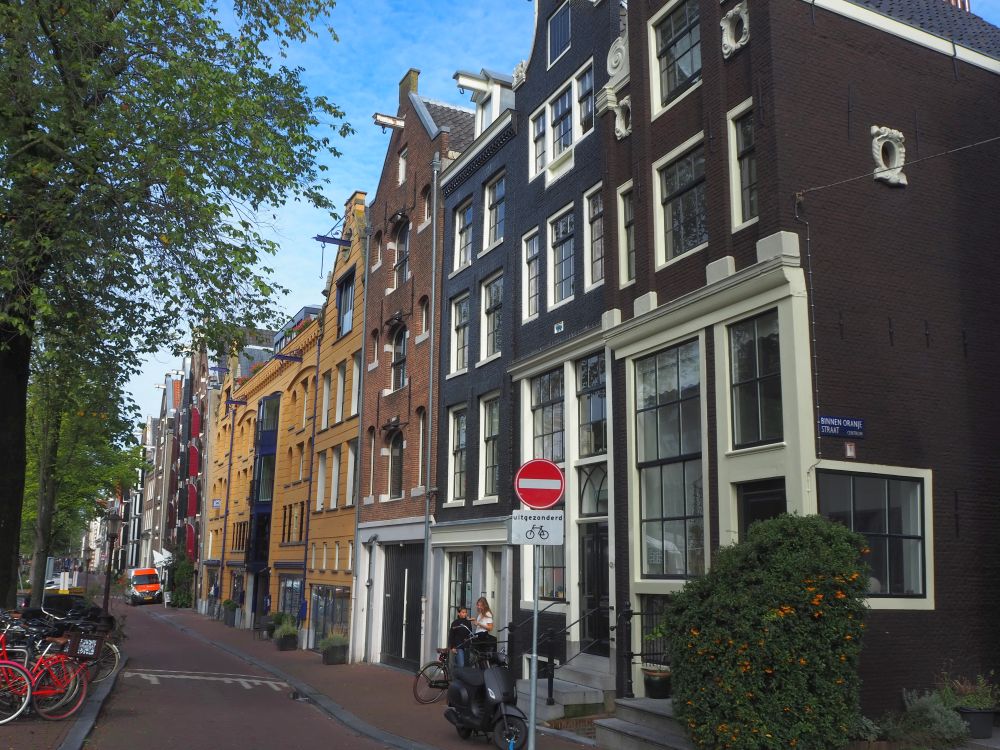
[102,511,123,613]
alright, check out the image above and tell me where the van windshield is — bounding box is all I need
[132,574,159,585]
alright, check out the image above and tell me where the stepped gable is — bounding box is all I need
[420,98,475,153]
[847,0,1000,58]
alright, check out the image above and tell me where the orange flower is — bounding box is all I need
[798,657,808,665]
[835,591,847,599]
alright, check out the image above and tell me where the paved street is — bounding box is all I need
[84,604,386,750]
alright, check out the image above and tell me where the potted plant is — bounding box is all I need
[640,662,672,699]
[221,598,238,627]
[937,673,997,739]
[318,633,349,665]
[273,621,298,652]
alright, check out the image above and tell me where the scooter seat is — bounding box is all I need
[454,667,486,686]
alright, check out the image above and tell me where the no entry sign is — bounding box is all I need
[515,459,565,509]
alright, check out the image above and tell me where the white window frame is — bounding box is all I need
[528,58,596,184]
[479,272,504,364]
[547,202,576,310]
[455,200,474,270]
[450,294,471,375]
[322,542,328,570]
[334,541,341,571]
[321,371,331,429]
[346,438,358,507]
[547,1,571,68]
[445,406,468,507]
[315,449,327,511]
[617,179,635,288]
[483,172,506,252]
[398,146,407,185]
[651,131,707,270]
[347,541,353,571]
[350,352,361,416]
[335,361,346,423]
[521,229,541,324]
[727,97,758,232]
[330,445,342,509]
[582,182,604,291]
[477,392,501,504]
[648,0,704,122]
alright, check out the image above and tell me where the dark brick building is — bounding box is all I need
[355,69,473,670]
[596,0,1000,719]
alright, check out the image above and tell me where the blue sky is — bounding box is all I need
[128,0,538,419]
[127,0,1000,420]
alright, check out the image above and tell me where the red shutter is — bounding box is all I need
[190,406,202,436]
[188,445,200,478]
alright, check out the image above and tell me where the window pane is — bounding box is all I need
[757,313,781,376]
[888,479,921,536]
[643,522,664,576]
[686,516,705,577]
[638,411,657,463]
[642,467,662,520]
[680,397,700,455]
[732,382,759,446]
[854,476,887,533]
[656,351,678,405]
[636,358,657,408]
[730,319,757,383]
[759,376,783,441]
[866,536,889,594]
[657,404,680,459]
[662,520,686,575]
[685,460,703,516]
[889,538,924,595]
[818,472,852,527]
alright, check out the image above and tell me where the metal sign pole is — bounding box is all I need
[527,544,539,750]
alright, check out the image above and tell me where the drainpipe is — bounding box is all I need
[420,151,442,664]
[298,330,323,641]
[355,209,373,661]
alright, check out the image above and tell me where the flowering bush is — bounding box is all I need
[663,514,870,749]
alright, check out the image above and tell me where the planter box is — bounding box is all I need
[322,645,348,665]
[957,707,995,739]
[223,608,236,627]
[275,634,298,652]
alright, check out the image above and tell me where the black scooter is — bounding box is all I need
[444,652,528,750]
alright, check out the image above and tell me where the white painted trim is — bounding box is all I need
[616,179,635,287]
[726,96,756,232]
[651,131,705,268]
[647,0,705,121]
[521,228,542,324]
[547,201,576,309]
[582,181,604,290]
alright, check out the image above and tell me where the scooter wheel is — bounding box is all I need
[456,727,472,739]
[492,716,527,750]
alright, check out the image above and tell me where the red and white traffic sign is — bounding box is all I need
[515,459,565,509]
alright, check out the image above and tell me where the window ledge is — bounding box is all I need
[446,368,468,381]
[724,441,787,459]
[411,486,426,497]
[417,219,431,234]
[479,239,503,258]
[548,295,575,312]
[651,79,702,123]
[442,500,466,509]
[521,314,540,325]
[475,353,502,368]
[448,262,472,280]
[732,216,759,235]
[370,260,382,272]
[656,241,708,272]
[363,495,375,505]
[381,494,404,503]
[367,362,379,372]
[472,496,499,506]
[414,332,429,345]
[618,278,636,290]
[545,148,575,187]
[584,279,605,294]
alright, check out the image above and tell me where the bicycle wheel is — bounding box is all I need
[33,662,88,721]
[0,662,32,725]
[86,642,120,684]
[413,661,449,704]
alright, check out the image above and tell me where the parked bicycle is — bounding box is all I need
[413,635,502,704]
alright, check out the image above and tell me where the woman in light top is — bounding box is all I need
[474,596,494,634]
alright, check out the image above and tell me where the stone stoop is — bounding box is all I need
[595,698,695,750]
[516,677,606,722]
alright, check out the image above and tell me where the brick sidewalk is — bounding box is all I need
[150,606,591,750]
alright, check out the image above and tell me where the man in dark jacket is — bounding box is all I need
[448,606,474,667]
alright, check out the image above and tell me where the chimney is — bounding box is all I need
[399,68,420,110]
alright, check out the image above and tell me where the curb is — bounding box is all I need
[149,610,440,750]
[58,653,129,750]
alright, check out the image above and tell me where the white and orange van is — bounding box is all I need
[127,568,162,605]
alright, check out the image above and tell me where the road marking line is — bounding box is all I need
[122,671,288,690]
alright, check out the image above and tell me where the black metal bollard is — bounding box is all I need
[621,603,635,699]
[545,627,556,705]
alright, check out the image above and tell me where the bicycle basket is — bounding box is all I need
[66,631,105,660]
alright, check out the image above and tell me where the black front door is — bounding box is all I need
[579,522,609,657]
[381,543,424,670]
[738,478,787,539]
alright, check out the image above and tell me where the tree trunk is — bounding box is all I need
[0,327,32,608]
[30,406,61,607]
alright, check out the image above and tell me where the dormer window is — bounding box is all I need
[548,2,571,66]
[478,93,493,133]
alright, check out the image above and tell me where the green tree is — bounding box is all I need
[0,0,351,605]
[21,331,142,605]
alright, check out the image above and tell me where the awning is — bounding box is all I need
[188,445,200,478]
[186,483,199,517]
